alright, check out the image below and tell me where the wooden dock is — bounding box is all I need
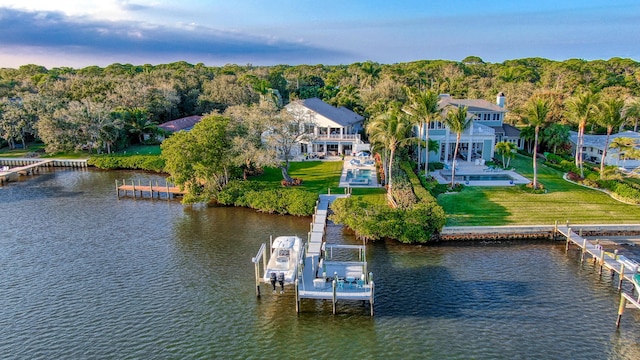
[1,158,88,185]
[557,224,640,327]
[252,194,375,316]
[295,194,375,315]
[115,179,185,199]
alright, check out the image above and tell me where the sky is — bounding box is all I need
[0,0,639,69]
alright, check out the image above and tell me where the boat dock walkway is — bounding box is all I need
[295,194,375,315]
[556,225,640,327]
[251,193,375,316]
[0,158,88,185]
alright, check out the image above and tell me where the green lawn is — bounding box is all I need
[438,154,640,226]
[255,160,387,203]
[115,144,161,155]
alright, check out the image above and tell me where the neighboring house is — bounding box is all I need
[158,115,203,133]
[285,97,367,157]
[155,115,203,141]
[422,93,521,164]
[569,130,640,169]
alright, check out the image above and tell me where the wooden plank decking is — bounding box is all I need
[116,179,185,199]
[295,194,374,315]
[557,225,640,327]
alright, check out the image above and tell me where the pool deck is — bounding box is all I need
[433,161,530,186]
[338,156,380,188]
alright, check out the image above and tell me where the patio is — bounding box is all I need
[432,160,530,186]
[338,155,380,188]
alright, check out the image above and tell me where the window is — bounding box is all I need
[598,150,603,155]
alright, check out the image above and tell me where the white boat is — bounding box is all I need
[263,236,303,284]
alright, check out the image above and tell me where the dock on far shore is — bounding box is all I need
[556,224,640,328]
[115,179,185,200]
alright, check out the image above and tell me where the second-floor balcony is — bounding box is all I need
[314,133,362,142]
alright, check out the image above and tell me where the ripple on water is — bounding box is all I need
[1,170,640,359]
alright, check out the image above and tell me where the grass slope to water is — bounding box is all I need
[438,154,640,226]
[254,160,386,204]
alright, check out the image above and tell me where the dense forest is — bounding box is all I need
[1,56,640,154]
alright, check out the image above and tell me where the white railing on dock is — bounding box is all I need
[557,224,640,327]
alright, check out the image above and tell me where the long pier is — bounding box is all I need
[0,158,88,185]
[556,225,640,327]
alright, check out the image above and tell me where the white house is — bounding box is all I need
[285,97,367,157]
[569,130,640,169]
[421,93,521,164]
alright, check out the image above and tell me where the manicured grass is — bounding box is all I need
[254,160,387,202]
[116,144,161,155]
[438,154,640,226]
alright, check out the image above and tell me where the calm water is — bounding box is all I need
[1,168,640,359]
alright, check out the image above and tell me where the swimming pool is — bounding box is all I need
[441,173,515,181]
[346,169,373,184]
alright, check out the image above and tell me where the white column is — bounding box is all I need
[467,124,473,162]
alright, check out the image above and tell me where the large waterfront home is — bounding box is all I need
[421,93,522,164]
[285,97,368,157]
[569,130,640,169]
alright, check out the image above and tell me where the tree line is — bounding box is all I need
[2,57,640,154]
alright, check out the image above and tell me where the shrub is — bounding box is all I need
[566,172,583,182]
[88,154,165,172]
[545,153,563,165]
[428,162,444,171]
[329,160,447,244]
[597,180,640,204]
[216,180,316,215]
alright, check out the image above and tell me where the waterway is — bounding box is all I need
[1,168,640,359]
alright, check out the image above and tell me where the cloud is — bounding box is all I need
[0,7,348,65]
[115,0,150,12]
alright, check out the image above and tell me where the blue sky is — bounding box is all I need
[0,0,639,68]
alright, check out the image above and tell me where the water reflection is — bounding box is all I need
[1,168,639,359]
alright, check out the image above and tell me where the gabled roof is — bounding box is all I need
[159,115,203,132]
[570,130,640,150]
[288,97,364,127]
[439,97,505,113]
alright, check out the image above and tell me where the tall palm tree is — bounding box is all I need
[564,91,598,177]
[366,107,414,200]
[495,141,516,169]
[443,105,471,188]
[523,97,551,189]
[403,88,440,177]
[597,97,626,178]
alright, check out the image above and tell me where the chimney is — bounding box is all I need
[496,92,505,108]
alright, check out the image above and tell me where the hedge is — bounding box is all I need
[329,160,446,244]
[88,154,165,172]
[216,180,317,216]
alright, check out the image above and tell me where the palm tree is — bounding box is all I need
[610,137,640,167]
[495,141,516,169]
[597,97,626,178]
[542,123,570,154]
[625,97,640,132]
[366,107,414,200]
[564,91,598,177]
[403,88,440,177]
[443,105,472,188]
[519,126,535,154]
[523,97,551,189]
